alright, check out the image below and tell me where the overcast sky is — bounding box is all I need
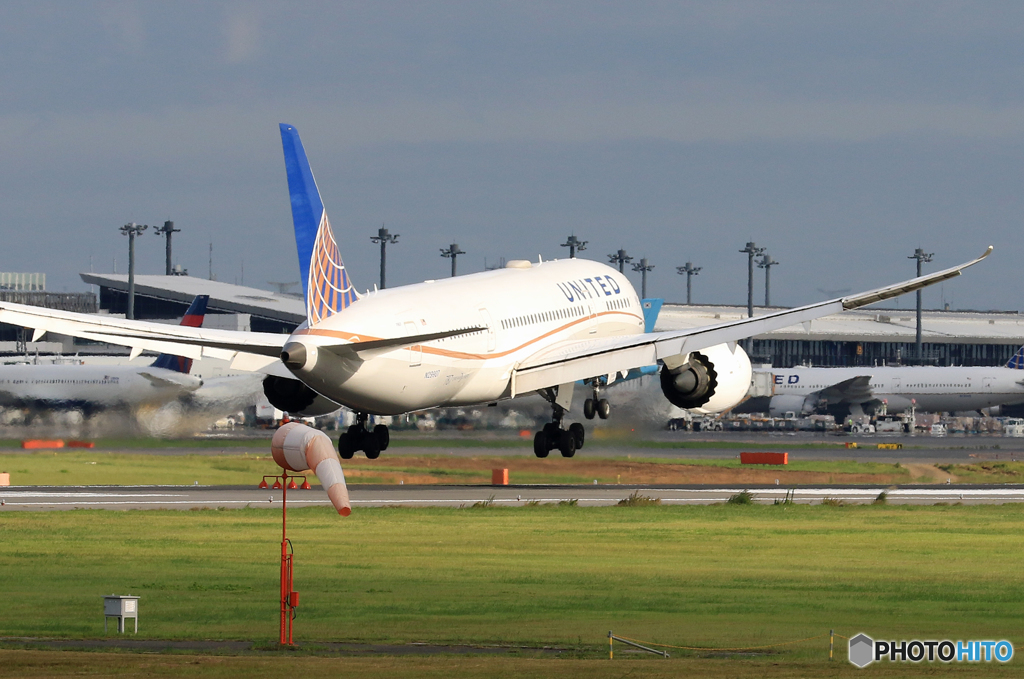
[1,1,1022,312]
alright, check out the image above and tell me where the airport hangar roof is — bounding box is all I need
[80,273,305,325]
[656,304,1024,345]
[80,274,1023,346]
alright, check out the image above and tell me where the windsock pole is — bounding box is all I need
[281,471,298,645]
[268,422,351,645]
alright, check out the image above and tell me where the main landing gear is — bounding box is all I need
[338,412,390,460]
[533,405,586,458]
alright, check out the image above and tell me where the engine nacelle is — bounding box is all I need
[263,375,342,417]
[767,394,816,418]
[660,343,752,414]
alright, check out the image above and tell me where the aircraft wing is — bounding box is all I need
[0,303,292,376]
[136,370,204,391]
[510,247,992,396]
[817,375,874,404]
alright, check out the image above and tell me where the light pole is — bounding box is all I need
[739,242,765,354]
[608,249,633,274]
[909,248,934,361]
[632,258,654,298]
[119,222,148,319]
[370,226,399,289]
[561,234,587,259]
[739,242,765,318]
[676,262,701,305]
[440,243,465,277]
[757,253,779,306]
[153,221,179,276]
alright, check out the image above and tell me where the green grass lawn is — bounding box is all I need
[2,504,1021,659]
[0,451,916,486]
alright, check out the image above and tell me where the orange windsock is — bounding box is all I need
[271,422,351,516]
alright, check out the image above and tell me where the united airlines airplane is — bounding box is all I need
[0,125,992,459]
[737,346,1024,419]
[0,295,209,415]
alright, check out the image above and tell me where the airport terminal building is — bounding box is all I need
[0,273,1020,367]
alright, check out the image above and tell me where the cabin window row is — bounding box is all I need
[500,305,585,330]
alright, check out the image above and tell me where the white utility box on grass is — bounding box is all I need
[103,595,139,633]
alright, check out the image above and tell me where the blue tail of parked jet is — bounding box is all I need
[279,123,358,327]
[149,295,209,374]
[1008,346,1024,370]
[641,298,663,334]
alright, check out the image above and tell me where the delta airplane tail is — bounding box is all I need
[1008,346,1024,370]
[280,123,358,327]
[149,295,210,374]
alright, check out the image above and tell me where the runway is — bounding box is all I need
[3,482,1023,510]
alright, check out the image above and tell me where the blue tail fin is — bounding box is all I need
[1008,346,1024,370]
[150,295,209,373]
[279,123,358,326]
[641,298,663,333]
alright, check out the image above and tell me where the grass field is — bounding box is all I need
[2,504,1023,676]
[0,450,926,486]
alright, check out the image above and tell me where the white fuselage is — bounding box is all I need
[768,366,1024,413]
[286,259,645,415]
[0,364,202,410]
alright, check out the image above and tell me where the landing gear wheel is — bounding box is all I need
[583,398,596,420]
[337,432,356,460]
[569,422,585,450]
[533,431,550,458]
[596,398,611,420]
[373,424,390,451]
[363,432,381,459]
[558,430,576,458]
[543,422,561,440]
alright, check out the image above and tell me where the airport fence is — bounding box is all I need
[607,629,839,660]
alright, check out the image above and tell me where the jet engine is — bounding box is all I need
[263,375,342,416]
[767,394,817,418]
[660,343,752,414]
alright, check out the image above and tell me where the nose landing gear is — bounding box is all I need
[338,412,390,459]
[583,392,611,420]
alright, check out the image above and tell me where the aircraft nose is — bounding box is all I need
[281,342,308,370]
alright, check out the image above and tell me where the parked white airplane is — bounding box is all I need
[0,125,992,458]
[738,346,1024,418]
[0,296,209,415]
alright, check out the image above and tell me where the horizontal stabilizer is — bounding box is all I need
[319,326,488,357]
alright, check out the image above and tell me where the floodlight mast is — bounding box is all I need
[739,242,765,319]
[738,241,765,354]
[560,234,587,259]
[153,221,179,276]
[440,243,465,277]
[370,226,399,289]
[119,222,148,320]
[631,258,654,298]
[676,261,701,305]
[757,253,779,306]
[608,249,633,274]
[909,247,934,361]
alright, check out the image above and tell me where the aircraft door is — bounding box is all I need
[983,377,995,391]
[404,321,422,367]
[478,308,496,352]
[587,301,597,335]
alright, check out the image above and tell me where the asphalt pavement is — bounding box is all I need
[2,481,1021,510]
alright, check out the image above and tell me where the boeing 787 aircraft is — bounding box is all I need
[0,125,992,458]
[736,346,1024,419]
[0,295,209,416]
